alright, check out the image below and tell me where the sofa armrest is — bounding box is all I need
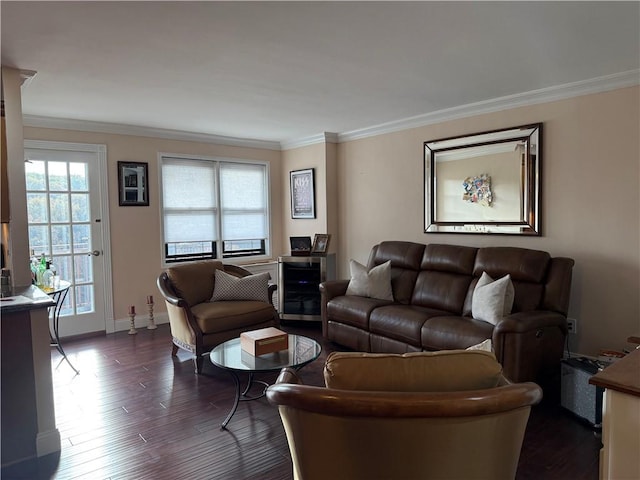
[320,280,350,337]
[319,279,350,301]
[494,311,568,336]
[493,311,568,384]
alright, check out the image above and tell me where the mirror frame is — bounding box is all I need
[424,123,542,236]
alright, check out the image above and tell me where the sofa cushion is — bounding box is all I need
[368,241,425,304]
[421,316,494,351]
[421,244,478,275]
[474,247,550,283]
[326,295,392,330]
[370,305,452,348]
[472,272,515,325]
[411,271,472,314]
[346,260,393,300]
[324,350,502,392]
[369,241,425,270]
[166,260,224,307]
[192,301,276,333]
[211,269,270,303]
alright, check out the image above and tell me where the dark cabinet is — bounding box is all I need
[278,254,335,321]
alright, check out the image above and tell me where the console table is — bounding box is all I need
[589,346,640,479]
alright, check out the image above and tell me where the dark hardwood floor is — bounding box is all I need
[3,322,601,480]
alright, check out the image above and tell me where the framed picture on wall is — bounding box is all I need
[290,168,315,219]
[118,161,149,206]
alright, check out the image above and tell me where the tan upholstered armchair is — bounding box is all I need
[157,260,279,373]
[267,350,542,480]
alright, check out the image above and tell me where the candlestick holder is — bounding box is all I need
[128,312,137,335]
[147,300,157,330]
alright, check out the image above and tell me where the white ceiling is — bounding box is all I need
[2,1,639,147]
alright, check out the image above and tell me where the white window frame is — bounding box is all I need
[158,152,271,266]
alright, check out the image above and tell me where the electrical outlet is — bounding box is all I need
[567,318,577,334]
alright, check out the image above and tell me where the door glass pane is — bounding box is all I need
[54,255,72,286]
[75,284,94,314]
[69,163,88,191]
[51,225,71,255]
[28,225,50,256]
[60,291,73,317]
[27,193,48,223]
[48,162,69,191]
[72,224,91,253]
[50,193,70,223]
[71,193,90,222]
[25,160,46,190]
[74,255,93,283]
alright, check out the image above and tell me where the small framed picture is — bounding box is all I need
[311,234,330,255]
[118,161,149,206]
[290,236,312,256]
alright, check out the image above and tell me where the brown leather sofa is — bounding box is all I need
[320,241,574,396]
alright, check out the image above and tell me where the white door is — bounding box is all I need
[24,140,113,337]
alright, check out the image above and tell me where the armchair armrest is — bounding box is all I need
[157,272,188,308]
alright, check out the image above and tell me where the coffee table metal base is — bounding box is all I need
[210,334,321,429]
[222,372,269,429]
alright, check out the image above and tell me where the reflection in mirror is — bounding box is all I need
[424,124,541,235]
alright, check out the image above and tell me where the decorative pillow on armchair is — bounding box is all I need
[210,270,270,303]
[472,272,515,325]
[345,260,393,301]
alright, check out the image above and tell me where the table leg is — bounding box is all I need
[221,371,241,430]
[220,372,270,429]
[49,288,79,375]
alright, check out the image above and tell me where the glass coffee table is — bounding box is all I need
[210,333,321,429]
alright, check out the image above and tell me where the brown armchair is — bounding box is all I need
[267,350,542,480]
[157,260,279,373]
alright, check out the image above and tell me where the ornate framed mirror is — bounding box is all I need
[424,123,542,235]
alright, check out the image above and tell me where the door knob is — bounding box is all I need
[88,250,101,256]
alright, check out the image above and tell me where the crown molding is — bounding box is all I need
[19,69,37,87]
[22,115,282,151]
[338,69,640,143]
[281,132,339,150]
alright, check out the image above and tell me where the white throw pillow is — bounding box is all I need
[345,260,393,301]
[466,339,493,352]
[471,272,515,325]
[210,270,270,303]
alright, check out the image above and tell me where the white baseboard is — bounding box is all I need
[114,312,169,332]
[36,428,61,457]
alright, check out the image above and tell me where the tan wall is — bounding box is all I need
[281,142,329,253]
[22,126,283,324]
[20,85,640,356]
[336,86,640,356]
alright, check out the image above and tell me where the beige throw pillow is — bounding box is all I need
[345,260,393,301]
[466,338,493,352]
[472,272,515,325]
[210,270,270,303]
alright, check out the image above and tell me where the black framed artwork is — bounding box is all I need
[290,168,315,219]
[118,161,149,206]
